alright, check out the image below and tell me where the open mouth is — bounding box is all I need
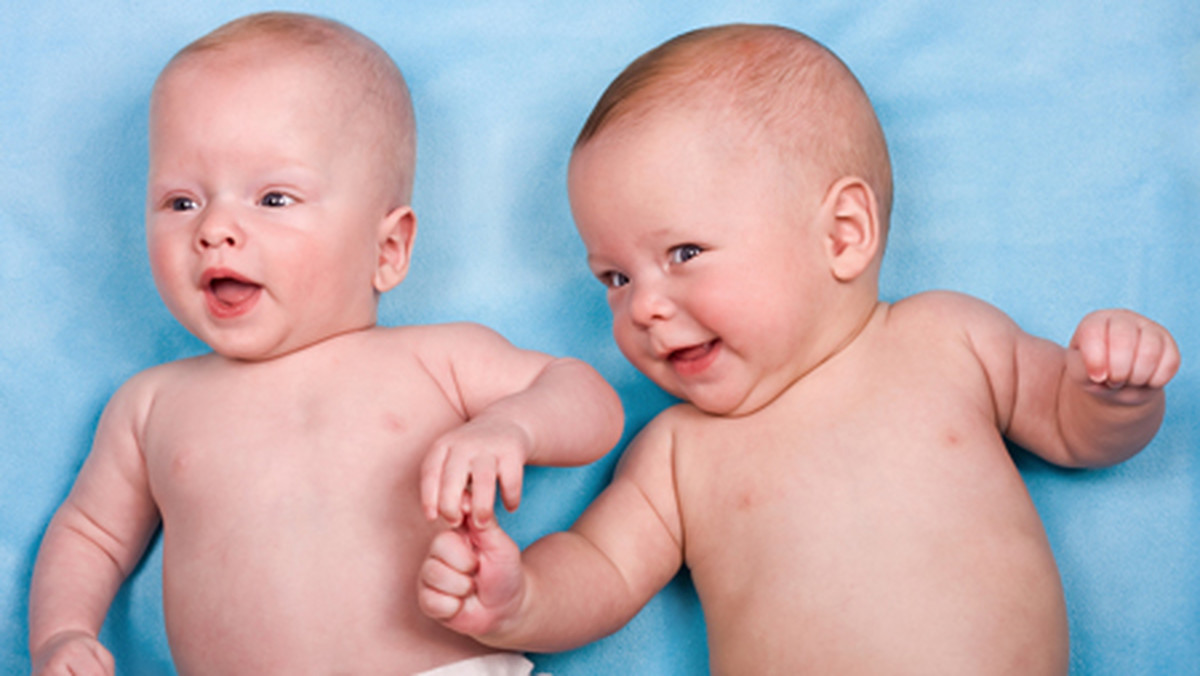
[667,339,720,376]
[202,270,262,318]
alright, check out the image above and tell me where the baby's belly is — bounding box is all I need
[158,498,489,674]
[703,528,1067,674]
[687,439,1069,674]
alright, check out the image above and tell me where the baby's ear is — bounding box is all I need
[374,206,417,293]
[821,176,881,282]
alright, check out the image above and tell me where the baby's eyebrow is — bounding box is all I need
[586,254,624,274]
[145,179,189,202]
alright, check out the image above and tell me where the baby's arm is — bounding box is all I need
[419,323,623,526]
[973,302,1179,467]
[29,379,160,676]
[419,413,683,651]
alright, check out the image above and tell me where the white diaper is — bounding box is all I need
[414,653,541,676]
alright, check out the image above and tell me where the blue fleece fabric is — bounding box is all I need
[3,2,1197,674]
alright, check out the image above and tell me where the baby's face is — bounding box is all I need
[146,45,395,360]
[570,110,840,416]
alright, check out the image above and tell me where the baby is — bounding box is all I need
[418,24,1181,673]
[29,12,622,676]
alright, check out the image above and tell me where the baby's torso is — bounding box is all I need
[674,302,1068,674]
[137,329,493,673]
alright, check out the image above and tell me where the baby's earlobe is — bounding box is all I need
[374,206,417,292]
[824,177,881,282]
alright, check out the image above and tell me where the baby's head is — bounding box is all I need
[569,24,892,415]
[146,12,417,361]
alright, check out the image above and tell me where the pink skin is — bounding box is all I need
[145,48,399,362]
[569,107,856,417]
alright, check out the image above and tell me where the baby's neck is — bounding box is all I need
[212,322,382,365]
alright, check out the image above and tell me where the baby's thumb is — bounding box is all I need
[1066,342,1106,387]
[466,517,516,557]
[467,520,524,612]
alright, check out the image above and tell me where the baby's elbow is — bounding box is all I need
[598,383,625,450]
[561,357,625,446]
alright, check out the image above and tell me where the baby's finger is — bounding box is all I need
[418,581,466,621]
[1126,329,1166,388]
[1071,319,1110,385]
[80,642,115,676]
[421,557,471,599]
[419,445,448,521]
[437,452,473,525]
[1102,318,1139,387]
[36,637,114,676]
[427,528,477,574]
[420,554,475,599]
[497,455,524,513]
[468,456,498,527]
[1149,333,1182,388]
[467,515,519,560]
[463,518,524,611]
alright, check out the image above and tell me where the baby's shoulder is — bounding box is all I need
[653,401,717,429]
[100,354,216,421]
[624,403,718,457]
[364,322,548,399]
[887,291,1031,380]
[611,403,698,482]
[888,290,1018,339]
[892,289,1000,321]
[120,353,210,390]
[368,321,510,354]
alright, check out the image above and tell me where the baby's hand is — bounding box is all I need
[418,518,525,639]
[421,417,532,527]
[1068,309,1180,401]
[31,631,114,676]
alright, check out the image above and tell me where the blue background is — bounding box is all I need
[2,2,1196,674]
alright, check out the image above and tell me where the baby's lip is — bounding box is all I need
[201,268,261,318]
[665,339,720,375]
[667,340,712,361]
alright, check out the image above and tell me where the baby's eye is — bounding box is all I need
[669,243,703,264]
[259,192,295,208]
[599,271,630,289]
[168,196,198,212]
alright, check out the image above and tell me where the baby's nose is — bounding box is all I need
[195,209,243,249]
[629,281,675,326]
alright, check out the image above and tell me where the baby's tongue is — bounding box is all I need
[672,342,713,362]
[211,278,259,305]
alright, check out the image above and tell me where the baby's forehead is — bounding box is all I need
[588,85,823,169]
[156,34,400,140]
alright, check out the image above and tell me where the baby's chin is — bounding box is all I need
[193,328,326,363]
[676,379,789,419]
[178,309,381,364]
[202,337,293,363]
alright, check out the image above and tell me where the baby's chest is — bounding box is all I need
[678,381,1020,556]
[140,377,463,514]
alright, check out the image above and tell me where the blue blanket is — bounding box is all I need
[2,2,1196,673]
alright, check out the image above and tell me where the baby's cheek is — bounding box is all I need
[613,329,650,372]
[146,231,180,286]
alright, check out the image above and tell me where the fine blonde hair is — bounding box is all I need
[577,24,893,228]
